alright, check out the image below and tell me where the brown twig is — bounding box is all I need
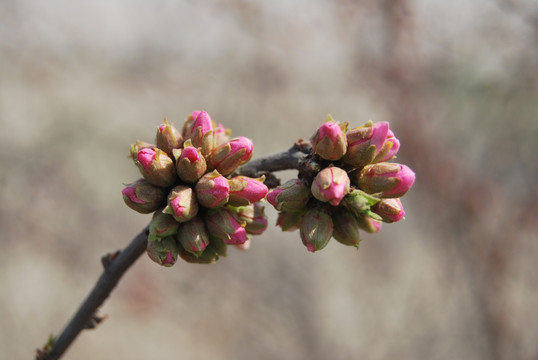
[35,145,310,360]
[36,226,149,360]
[235,141,310,179]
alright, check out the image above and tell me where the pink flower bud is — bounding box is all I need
[371,198,406,223]
[155,118,183,158]
[234,202,268,235]
[122,179,166,214]
[186,110,213,137]
[195,170,230,208]
[209,136,253,175]
[204,208,248,245]
[146,236,179,267]
[300,207,333,252]
[343,121,400,168]
[184,110,214,150]
[130,140,155,161]
[227,176,268,207]
[122,187,144,204]
[331,209,361,248]
[311,167,350,206]
[355,213,382,233]
[214,123,231,146]
[276,211,304,232]
[373,129,400,163]
[266,179,311,212]
[148,211,180,242]
[137,148,155,173]
[247,216,268,235]
[310,116,348,161]
[134,148,176,188]
[357,162,415,198]
[163,186,199,222]
[177,217,210,257]
[174,140,207,184]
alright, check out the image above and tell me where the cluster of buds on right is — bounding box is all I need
[122,111,269,266]
[267,115,415,252]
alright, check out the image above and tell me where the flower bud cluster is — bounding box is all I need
[267,115,415,252]
[122,112,268,266]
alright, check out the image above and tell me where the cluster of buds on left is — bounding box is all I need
[267,115,415,252]
[122,111,269,266]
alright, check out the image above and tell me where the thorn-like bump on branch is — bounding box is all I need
[101,251,121,270]
[85,312,108,330]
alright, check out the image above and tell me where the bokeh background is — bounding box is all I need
[1,0,537,359]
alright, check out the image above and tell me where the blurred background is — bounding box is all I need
[1,0,537,359]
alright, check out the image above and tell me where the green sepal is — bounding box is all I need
[209,236,227,257]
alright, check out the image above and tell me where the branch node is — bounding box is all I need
[35,334,56,360]
[101,250,121,270]
[85,312,108,330]
[293,138,311,153]
[261,172,280,188]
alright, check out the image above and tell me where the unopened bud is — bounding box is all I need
[214,123,231,146]
[148,211,180,242]
[331,209,361,248]
[300,207,333,252]
[181,112,195,139]
[343,121,400,168]
[234,202,268,235]
[155,118,183,158]
[371,198,405,223]
[183,110,213,146]
[356,162,415,198]
[373,129,400,164]
[209,136,253,175]
[276,211,304,231]
[233,203,254,223]
[195,170,230,208]
[178,239,221,264]
[130,140,154,161]
[227,176,268,207]
[204,208,247,245]
[343,189,380,218]
[174,140,207,184]
[311,167,350,206]
[266,179,311,212]
[183,110,215,156]
[177,217,210,257]
[163,186,199,223]
[146,236,179,267]
[310,115,348,161]
[122,179,166,214]
[208,236,227,257]
[134,148,176,188]
[355,213,382,233]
